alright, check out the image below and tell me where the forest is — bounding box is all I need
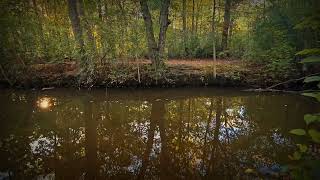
[0,0,320,179]
[0,0,318,88]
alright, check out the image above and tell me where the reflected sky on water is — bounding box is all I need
[0,88,318,179]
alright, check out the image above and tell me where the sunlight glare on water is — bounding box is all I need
[37,97,55,110]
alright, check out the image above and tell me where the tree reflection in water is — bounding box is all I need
[0,89,319,179]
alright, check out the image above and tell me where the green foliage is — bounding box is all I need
[302,92,320,101]
[217,50,230,59]
[167,31,214,59]
[287,49,320,179]
[244,8,297,77]
[300,56,320,64]
[308,129,320,143]
[297,144,308,153]
[296,48,320,56]
[294,14,320,31]
[0,0,318,86]
[304,114,320,125]
[304,76,320,83]
[242,0,319,80]
[289,129,306,136]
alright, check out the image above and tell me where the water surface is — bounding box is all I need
[0,88,318,179]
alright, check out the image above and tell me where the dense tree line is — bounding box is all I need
[0,0,319,74]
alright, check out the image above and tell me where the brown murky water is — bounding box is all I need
[0,88,318,179]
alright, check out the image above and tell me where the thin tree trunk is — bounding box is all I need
[228,17,234,48]
[221,0,231,51]
[182,0,187,57]
[192,0,195,35]
[195,0,202,35]
[212,0,217,78]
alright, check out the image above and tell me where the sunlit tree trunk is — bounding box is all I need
[221,0,231,51]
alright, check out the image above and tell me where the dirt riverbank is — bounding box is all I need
[0,59,303,89]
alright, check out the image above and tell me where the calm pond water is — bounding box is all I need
[0,88,319,179]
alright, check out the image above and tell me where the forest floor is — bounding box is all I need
[129,59,239,67]
[1,58,302,89]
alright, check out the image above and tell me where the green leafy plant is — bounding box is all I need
[287,51,320,179]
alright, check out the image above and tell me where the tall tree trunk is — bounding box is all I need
[139,0,171,68]
[212,0,217,78]
[67,0,84,52]
[182,0,187,56]
[195,0,202,35]
[158,0,171,58]
[139,0,158,65]
[192,0,195,35]
[221,0,231,51]
[228,17,234,48]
